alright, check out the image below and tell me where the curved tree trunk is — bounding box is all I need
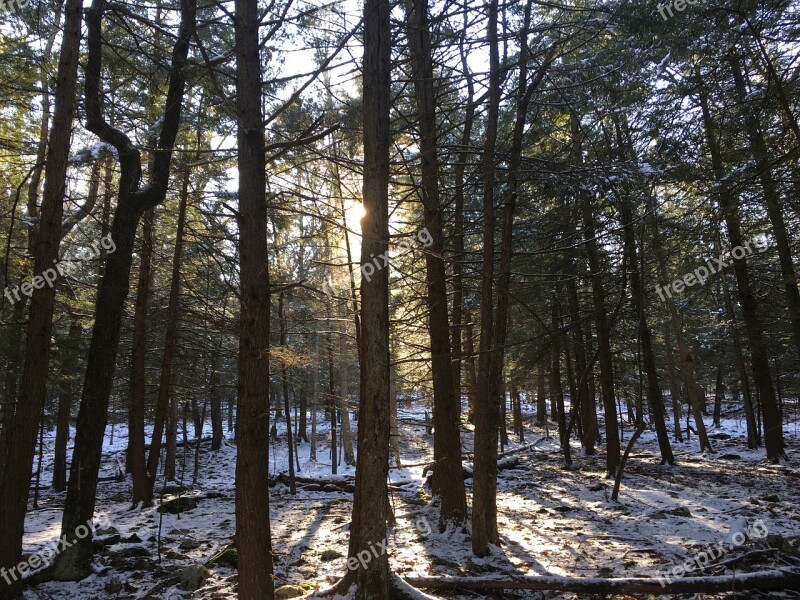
[51,0,195,579]
[0,0,84,591]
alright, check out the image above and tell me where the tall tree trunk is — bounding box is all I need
[663,330,684,442]
[51,0,195,580]
[233,0,274,594]
[129,209,154,504]
[566,266,597,454]
[730,53,800,366]
[649,193,712,453]
[0,0,83,591]
[389,350,401,467]
[464,316,478,423]
[210,351,223,451]
[699,89,785,461]
[472,0,501,557]
[338,301,355,466]
[536,367,547,426]
[620,203,674,465]
[581,200,620,475]
[404,0,466,529]
[279,292,296,493]
[311,329,319,462]
[151,168,189,490]
[551,298,570,466]
[713,366,724,428]
[326,303,338,475]
[343,0,392,590]
[449,12,474,436]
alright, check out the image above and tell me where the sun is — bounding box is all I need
[345,202,366,234]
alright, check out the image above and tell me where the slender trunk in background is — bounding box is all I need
[0,0,84,591]
[129,209,154,504]
[464,316,478,422]
[326,301,338,475]
[338,299,355,466]
[311,329,319,462]
[153,168,189,488]
[648,189,711,453]
[620,202,674,465]
[53,316,82,492]
[450,11,474,433]
[233,0,274,593]
[715,228,758,447]
[566,266,597,454]
[389,344,401,467]
[343,0,392,589]
[278,292,297,493]
[713,366,724,428]
[536,367,546,426]
[699,90,785,461]
[551,298,570,466]
[210,352,223,451]
[663,329,683,442]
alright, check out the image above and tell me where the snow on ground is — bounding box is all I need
[18,399,800,599]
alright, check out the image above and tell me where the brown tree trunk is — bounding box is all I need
[129,209,154,504]
[536,368,547,426]
[731,53,800,366]
[566,266,597,454]
[699,90,785,461]
[233,0,274,594]
[53,316,81,492]
[338,302,355,467]
[150,168,189,489]
[449,14,474,434]
[575,113,620,476]
[279,292,297,493]
[0,0,83,591]
[551,298,570,466]
[464,316,478,423]
[343,0,392,590]
[620,202,674,465]
[404,0,466,529]
[472,0,501,557]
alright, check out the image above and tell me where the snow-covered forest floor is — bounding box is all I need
[20,400,800,599]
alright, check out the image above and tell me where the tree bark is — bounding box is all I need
[233,0,274,594]
[343,0,392,591]
[129,209,154,504]
[151,168,189,489]
[699,89,785,461]
[0,0,84,591]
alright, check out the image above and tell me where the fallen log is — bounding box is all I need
[404,568,800,594]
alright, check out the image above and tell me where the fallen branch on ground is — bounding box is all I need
[404,568,800,594]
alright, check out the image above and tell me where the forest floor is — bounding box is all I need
[19,400,800,599]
